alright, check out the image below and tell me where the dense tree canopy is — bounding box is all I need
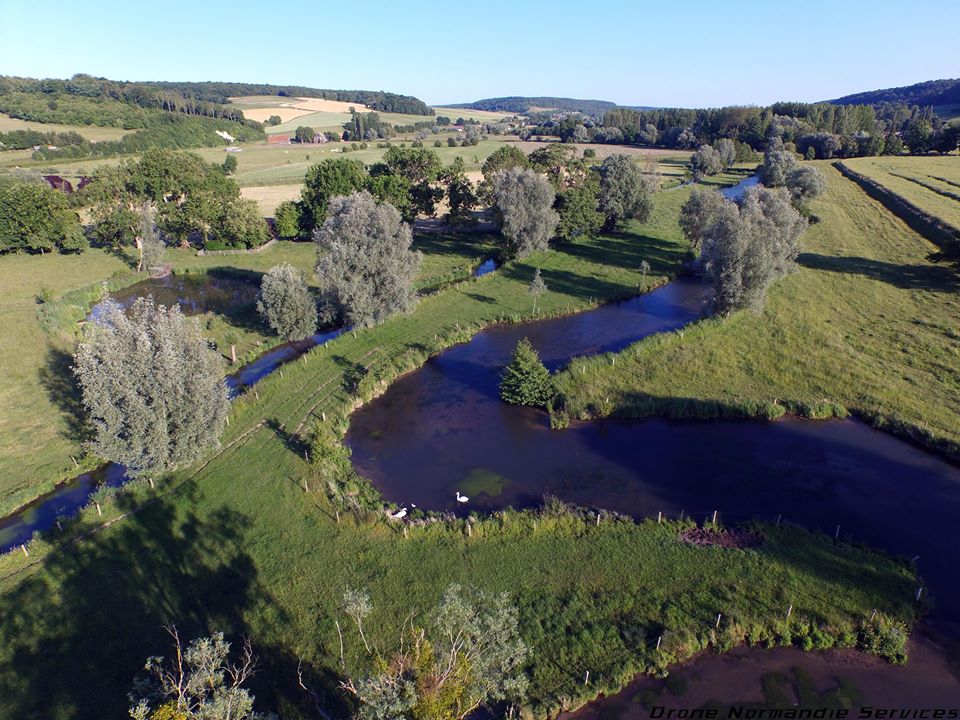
[703,186,808,314]
[343,585,529,720]
[491,168,559,259]
[299,158,369,231]
[0,177,86,254]
[74,298,230,477]
[679,186,727,253]
[313,191,421,328]
[84,148,268,250]
[257,263,318,341]
[690,144,723,179]
[598,154,655,230]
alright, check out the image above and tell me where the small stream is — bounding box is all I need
[0,247,509,553]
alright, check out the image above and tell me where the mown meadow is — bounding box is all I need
[0,179,922,719]
[553,162,960,459]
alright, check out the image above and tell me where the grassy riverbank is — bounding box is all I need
[0,233,492,516]
[0,176,923,718]
[553,162,960,458]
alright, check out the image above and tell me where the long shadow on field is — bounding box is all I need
[331,355,369,395]
[798,252,960,292]
[38,347,91,445]
[559,232,682,276]
[0,485,278,720]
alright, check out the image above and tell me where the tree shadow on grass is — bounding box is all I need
[38,347,91,446]
[265,417,311,459]
[798,253,960,292]
[558,231,683,277]
[0,484,289,720]
[330,355,368,395]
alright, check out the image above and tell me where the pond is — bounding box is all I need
[89,271,260,321]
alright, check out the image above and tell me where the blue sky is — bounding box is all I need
[2,0,957,107]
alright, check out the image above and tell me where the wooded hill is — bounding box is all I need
[829,78,960,110]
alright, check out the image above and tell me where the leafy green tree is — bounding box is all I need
[366,173,413,222]
[528,144,579,190]
[377,145,444,217]
[295,125,316,143]
[273,200,301,238]
[598,154,654,230]
[85,148,262,250]
[257,263,318,341]
[883,133,904,155]
[479,145,529,202]
[715,138,736,169]
[342,585,528,720]
[786,165,826,206]
[129,628,265,720]
[208,197,269,250]
[221,155,238,175]
[759,141,798,187]
[679,186,726,253]
[499,338,553,406]
[492,168,558,259]
[528,267,547,313]
[443,157,478,225]
[703,186,807,314]
[554,173,603,242]
[690,144,723,179]
[300,158,369,231]
[638,259,651,290]
[73,298,230,477]
[0,178,86,254]
[313,191,421,328]
[266,114,282,126]
[139,203,166,275]
[904,120,933,154]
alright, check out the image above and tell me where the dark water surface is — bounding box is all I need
[89,272,259,321]
[346,257,960,705]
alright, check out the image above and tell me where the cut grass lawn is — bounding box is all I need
[554,162,960,458]
[842,155,960,233]
[0,180,919,718]
[0,232,495,516]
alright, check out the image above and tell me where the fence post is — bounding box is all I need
[21,544,28,558]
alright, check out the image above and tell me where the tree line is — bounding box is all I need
[524,101,959,157]
[0,148,268,256]
[0,74,434,121]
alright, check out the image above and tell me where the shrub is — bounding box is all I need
[273,200,302,239]
[257,263,318,341]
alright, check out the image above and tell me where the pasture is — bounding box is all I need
[0,227,496,516]
[0,181,919,718]
[554,162,960,459]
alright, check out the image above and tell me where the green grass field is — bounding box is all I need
[0,181,919,718]
[553,162,960,458]
[0,231,495,516]
[0,112,131,142]
[842,155,960,232]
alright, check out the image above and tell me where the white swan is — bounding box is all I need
[456,491,469,504]
[389,507,408,520]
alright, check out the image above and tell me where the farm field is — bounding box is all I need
[227,95,512,136]
[841,155,960,232]
[554,161,960,458]
[0,178,919,718]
